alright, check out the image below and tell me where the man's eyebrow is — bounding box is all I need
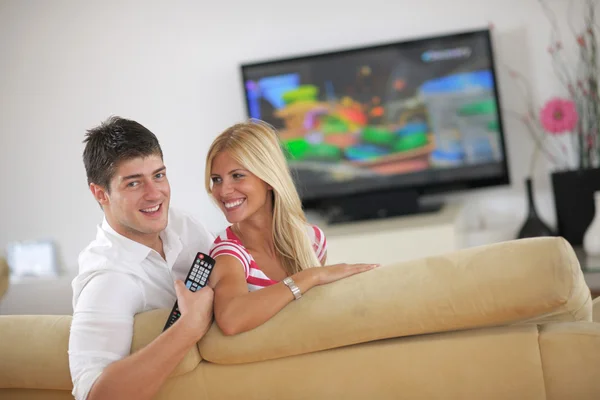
[153,166,166,175]
[121,166,166,181]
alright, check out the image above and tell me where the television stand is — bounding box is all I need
[308,201,465,266]
[317,189,444,225]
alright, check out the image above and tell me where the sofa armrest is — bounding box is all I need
[593,297,600,323]
[0,258,9,300]
[0,309,200,391]
[0,315,73,390]
[198,237,591,365]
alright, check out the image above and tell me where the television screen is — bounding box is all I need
[240,29,509,205]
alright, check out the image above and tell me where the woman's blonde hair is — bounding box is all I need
[205,119,322,275]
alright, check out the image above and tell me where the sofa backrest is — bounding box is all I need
[197,237,591,365]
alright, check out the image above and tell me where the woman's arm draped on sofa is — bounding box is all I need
[69,272,213,400]
[209,255,375,335]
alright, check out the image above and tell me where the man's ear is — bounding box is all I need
[90,183,110,206]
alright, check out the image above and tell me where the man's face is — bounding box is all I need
[90,154,170,245]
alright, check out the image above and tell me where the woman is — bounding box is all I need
[205,119,378,335]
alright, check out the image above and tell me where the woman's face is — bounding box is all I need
[210,151,272,224]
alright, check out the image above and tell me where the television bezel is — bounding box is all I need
[239,28,511,207]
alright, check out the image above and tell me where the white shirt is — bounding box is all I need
[68,207,215,400]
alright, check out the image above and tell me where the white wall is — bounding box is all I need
[0,0,573,273]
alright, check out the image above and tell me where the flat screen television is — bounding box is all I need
[240,28,510,223]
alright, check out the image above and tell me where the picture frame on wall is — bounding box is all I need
[6,240,58,280]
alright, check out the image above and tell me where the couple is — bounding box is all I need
[69,116,379,400]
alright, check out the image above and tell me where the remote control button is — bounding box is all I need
[186,281,192,289]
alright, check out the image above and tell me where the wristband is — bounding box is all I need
[283,277,302,300]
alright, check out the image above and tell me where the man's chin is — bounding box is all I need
[137,215,168,234]
[152,217,169,232]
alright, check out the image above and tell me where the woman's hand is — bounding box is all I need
[313,262,379,286]
[294,262,379,292]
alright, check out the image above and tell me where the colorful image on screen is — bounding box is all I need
[242,31,507,199]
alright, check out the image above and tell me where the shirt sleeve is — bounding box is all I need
[68,272,145,400]
[209,238,251,278]
[311,225,327,264]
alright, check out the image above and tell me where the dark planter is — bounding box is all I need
[517,177,555,239]
[551,167,600,246]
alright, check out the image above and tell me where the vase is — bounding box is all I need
[583,191,600,256]
[517,177,555,239]
[551,167,600,246]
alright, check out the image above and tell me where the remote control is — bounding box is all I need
[163,252,215,331]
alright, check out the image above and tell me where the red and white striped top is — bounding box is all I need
[208,225,327,291]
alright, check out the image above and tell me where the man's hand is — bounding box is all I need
[82,279,215,400]
[174,280,214,340]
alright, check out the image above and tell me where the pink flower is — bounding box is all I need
[539,98,578,134]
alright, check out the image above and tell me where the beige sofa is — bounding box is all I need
[0,237,599,399]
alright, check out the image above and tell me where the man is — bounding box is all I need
[69,116,215,400]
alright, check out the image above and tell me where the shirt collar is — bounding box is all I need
[100,218,152,264]
[99,211,184,267]
[160,220,183,267]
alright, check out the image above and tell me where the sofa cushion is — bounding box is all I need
[198,237,591,364]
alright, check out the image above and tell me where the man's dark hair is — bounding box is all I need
[83,116,163,191]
